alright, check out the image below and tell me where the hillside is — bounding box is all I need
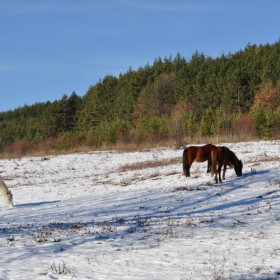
[1,41,280,155]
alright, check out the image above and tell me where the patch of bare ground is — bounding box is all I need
[119,157,181,172]
[5,221,118,247]
[118,171,178,187]
[246,156,280,164]
[172,185,208,192]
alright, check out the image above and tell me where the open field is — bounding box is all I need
[1,141,280,279]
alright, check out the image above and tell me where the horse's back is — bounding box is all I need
[216,146,226,160]
[196,144,216,161]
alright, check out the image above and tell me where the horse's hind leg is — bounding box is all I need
[183,149,190,177]
[184,160,193,177]
[183,150,192,177]
[186,158,195,177]
[183,161,191,177]
[213,167,220,183]
[185,164,191,177]
[213,173,218,183]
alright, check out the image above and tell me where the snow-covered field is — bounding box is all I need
[1,141,280,279]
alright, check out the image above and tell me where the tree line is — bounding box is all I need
[1,40,280,154]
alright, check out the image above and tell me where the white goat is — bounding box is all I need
[0,176,14,208]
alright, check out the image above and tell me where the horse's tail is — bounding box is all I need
[211,148,217,177]
[182,148,188,176]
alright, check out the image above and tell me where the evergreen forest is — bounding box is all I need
[2,40,280,155]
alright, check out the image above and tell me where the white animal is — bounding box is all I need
[0,176,14,208]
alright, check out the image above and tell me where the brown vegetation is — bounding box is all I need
[252,81,278,110]
[119,157,181,172]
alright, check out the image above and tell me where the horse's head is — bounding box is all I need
[4,190,14,208]
[234,159,243,177]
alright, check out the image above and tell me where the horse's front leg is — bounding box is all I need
[218,164,223,183]
[207,160,212,173]
[222,164,227,180]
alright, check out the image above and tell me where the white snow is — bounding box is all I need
[1,140,280,279]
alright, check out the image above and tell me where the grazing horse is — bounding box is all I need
[183,144,216,177]
[211,146,243,183]
[0,176,14,208]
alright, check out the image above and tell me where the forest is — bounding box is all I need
[1,40,280,155]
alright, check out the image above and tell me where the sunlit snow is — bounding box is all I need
[1,141,280,279]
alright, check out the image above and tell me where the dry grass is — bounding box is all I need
[50,261,73,276]
[119,157,181,172]
[0,134,266,160]
[245,156,280,164]
[0,141,176,160]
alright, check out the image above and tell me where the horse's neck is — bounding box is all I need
[232,153,238,165]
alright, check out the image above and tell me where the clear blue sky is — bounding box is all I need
[1,0,280,112]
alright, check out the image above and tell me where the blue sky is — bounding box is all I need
[1,0,280,112]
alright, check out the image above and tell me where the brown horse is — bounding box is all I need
[183,144,216,177]
[211,146,243,183]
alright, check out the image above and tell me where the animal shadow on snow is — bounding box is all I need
[16,200,60,208]
[188,169,276,216]
[214,168,270,183]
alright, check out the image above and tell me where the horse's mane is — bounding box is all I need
[231,151,243,173]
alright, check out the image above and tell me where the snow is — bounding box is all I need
[1,140,280,279]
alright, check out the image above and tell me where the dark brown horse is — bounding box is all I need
[183,144,216,177]
[211,146,243,183]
